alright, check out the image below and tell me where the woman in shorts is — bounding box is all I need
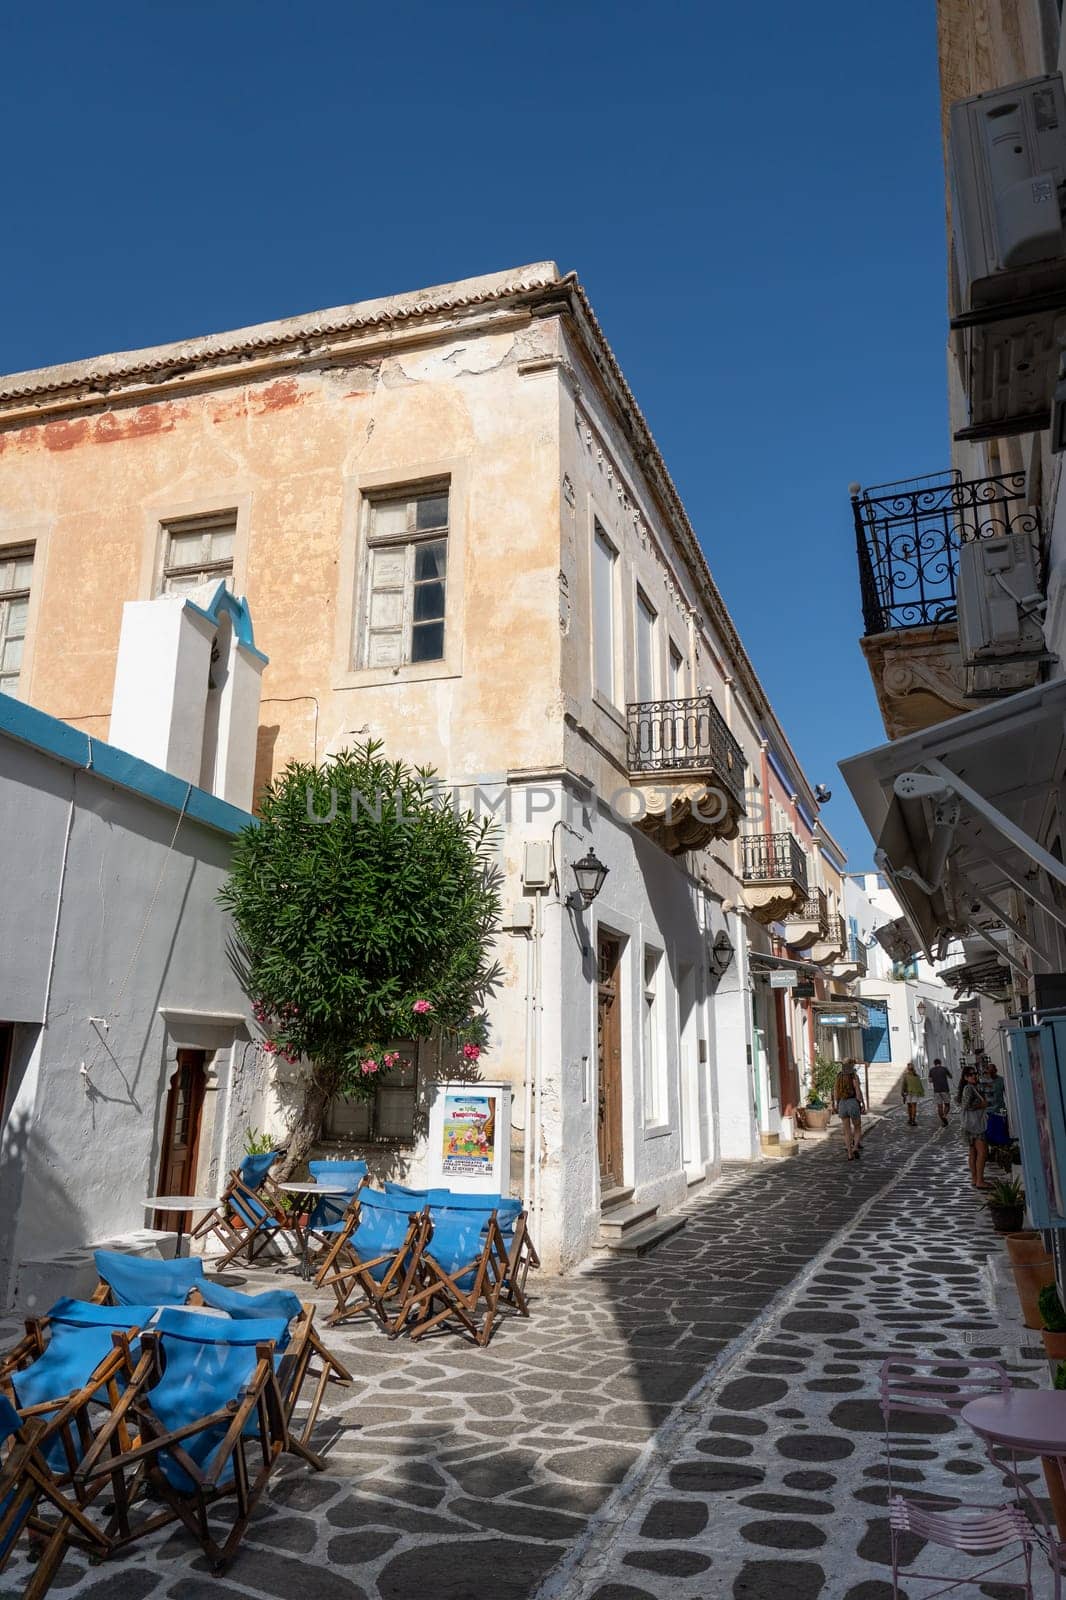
[957,1064,989,1189]
[833,1061,866,1161]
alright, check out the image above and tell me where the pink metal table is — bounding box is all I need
[963,1391,1066,1543]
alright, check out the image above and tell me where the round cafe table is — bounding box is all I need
[962,1390,1066,1540]
[143,1194,220,1259]
[274,1183,349,1281]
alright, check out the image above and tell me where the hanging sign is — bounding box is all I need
[770,971,798,989]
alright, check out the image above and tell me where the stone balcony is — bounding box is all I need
[809,912,849,967]
[626,693,746,856]
[784,890,828,951]
[832,930,868,982]
[741,832,809,925]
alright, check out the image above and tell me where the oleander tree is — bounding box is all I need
[219,739,502,1175]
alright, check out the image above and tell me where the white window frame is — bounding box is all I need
[635,587,658,704]
[642,945,666,1127]
[157,510,237,595]
[357,484,449,671]
[592,520,619,706]
[668,640,685,700]
[0,544,34,699]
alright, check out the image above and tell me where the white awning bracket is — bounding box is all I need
[983,848,1066,935]
[923,757,1066,893]
[957,876,1051,966]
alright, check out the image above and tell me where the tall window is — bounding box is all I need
[669,642,684,699]
[635,589,657,703]
[361,487,448,669]
[159,512,236,595]
[0,546,34,698]
[592,522,618,701]
[326,1045,419,1142]
[642,947,663,1124]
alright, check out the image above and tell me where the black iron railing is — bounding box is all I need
[627,693,746,808]
[851,470,1040,635]
[741,832,809,894]
[786,890,828,929]
[826,914,849,952]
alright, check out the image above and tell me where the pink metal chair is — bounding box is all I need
[879,1357,1058,1599]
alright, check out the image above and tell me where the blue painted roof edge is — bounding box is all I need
[0,694,254,838]
[184,582,269,666]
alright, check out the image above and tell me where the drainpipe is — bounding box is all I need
[43,777,77,1021]
[522,921,535,1209]
[533,886,545,1237]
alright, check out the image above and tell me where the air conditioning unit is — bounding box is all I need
[956,531,1046,696]
[949,74,1066,436]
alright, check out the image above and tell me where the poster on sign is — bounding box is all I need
[426,1080,512,1194]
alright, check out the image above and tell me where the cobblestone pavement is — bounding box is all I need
[1,1111,1048,1600]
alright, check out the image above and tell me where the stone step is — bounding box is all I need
[597,1199,659,1239]
[599,1185,634,1214]
[600,1214,688,1256]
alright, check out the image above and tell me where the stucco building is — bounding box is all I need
[0,262,863,1270]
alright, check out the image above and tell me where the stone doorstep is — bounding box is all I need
[599,1213,688,1256]
[599,1185,635,1215]
[598,1199,660,1239]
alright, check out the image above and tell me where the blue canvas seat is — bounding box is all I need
[406,1206,514,1346]
[0,1392,112,1597]
[193,1282,350,1463]
[6,1300,157,1475]
[314,1189,429,1335]
[189,1149,292,1268]
[93,1249,204,1307]
[306,1158,367,1231]
[74,1308,291,1573]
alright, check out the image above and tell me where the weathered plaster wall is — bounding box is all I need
[0,736,260,1304]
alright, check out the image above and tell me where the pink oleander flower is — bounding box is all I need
[361,1058,379,1076]
[383,1051,400,1068]
[412,999,433,1015]
[462,1043,481,1062]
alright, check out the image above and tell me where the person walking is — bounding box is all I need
[958,1064,990,1189]
[928,1056,953,1128]
[901,1061,925,1126]
[833,1060,866,1160]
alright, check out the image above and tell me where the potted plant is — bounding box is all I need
[982,1176,1025,1235]
[800,1095,831,1133]
[1005,1230,1057,1329]
[798,1054,838,1132]
[1039,1285,1066,1361]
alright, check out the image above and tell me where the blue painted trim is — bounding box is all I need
[184,582,269,666]
[0,693,254,838]
[819,840,847,873]
[1005,1020,1066,1228]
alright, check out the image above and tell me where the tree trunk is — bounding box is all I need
[276,1066,337,1179]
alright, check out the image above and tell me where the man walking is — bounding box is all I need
[929,1056,953,1128]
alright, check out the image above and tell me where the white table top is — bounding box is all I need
[149,1303,229,1322]
[144,1195,220,1209]
[275,1182,350,1195]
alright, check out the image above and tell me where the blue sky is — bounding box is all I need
[2,0,947,865]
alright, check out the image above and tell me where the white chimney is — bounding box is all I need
[108,581,267,812]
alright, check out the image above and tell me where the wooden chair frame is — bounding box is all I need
[274,1304,351,1464]
[406,1215,509,1347]
[75,1328,289,1573]
[0,1412,114,1600]
[314,1202,430,1336]
[496,1211,539,1318]
[189,1164,294,1268]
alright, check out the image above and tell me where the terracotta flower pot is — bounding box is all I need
[1042,1328,1066,1360]
[1005,1230,1050,1266]
[1011,1257,1057,1329]
[800,1107,831,1133]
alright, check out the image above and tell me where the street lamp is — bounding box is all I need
[571,850,609,908]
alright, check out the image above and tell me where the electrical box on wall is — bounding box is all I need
[956,531,1046,696]
[522,840,552,890]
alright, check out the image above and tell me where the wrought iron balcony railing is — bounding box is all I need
[851,469,1040,636]
[627,693,746,809]
[826,914,849,952]
[741,832,809,895]
[785,891,828,930]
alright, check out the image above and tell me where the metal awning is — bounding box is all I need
[748,952,819,975]
[939,953,1013,1000]
[839,677,1066,963]
[812,999,870,1026]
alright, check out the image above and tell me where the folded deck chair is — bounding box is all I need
[305,1160,368,1259]
[188,1149,291,1268]
[406,1207,509,1347]
[75,1308,290,1573]
[197,1280,350,1462]
[1,1299,154,1481]
[315,1190,429,1335]
[0,1394,111,1600]
[384,1190,537,1317]
[93,1249,204,1307]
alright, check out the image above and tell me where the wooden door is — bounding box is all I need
[155,1050,207,1232]
[597,933,623,1188]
